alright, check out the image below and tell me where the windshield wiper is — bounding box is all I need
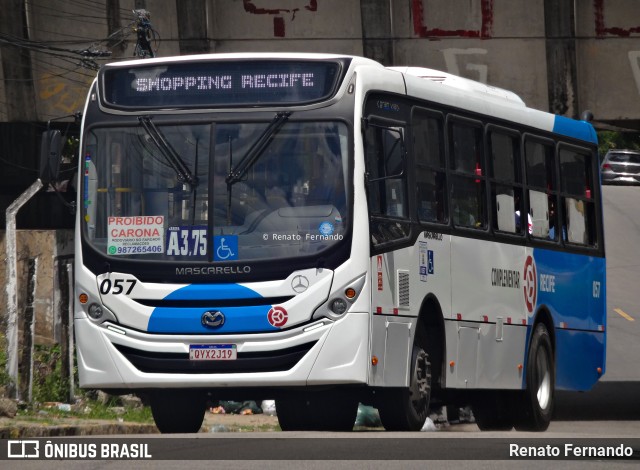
[225,111,291,186]
[139,116,198,187]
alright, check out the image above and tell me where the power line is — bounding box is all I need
[0,32,111,71]
[0,154,38,173]
[0,6,160,122]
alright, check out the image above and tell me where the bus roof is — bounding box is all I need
[380,65,597,145]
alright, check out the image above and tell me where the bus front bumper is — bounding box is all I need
[74,312,369,389]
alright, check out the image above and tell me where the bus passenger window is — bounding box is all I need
[416,170,445,222]
[449,120,485,229]
[413,109,446,224]
[495,187,516,233]
[559,148,595,246]
[451,123,482,174]
[525,138,556,240]
[488,130,521,234]
[452,175,485,228]
[365,125,407,218]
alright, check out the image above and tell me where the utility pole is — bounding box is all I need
[544,0,579,118]
[1,0,37,121]
[176,0,210,55]
[106,0,126,55]
[360,0,394,66]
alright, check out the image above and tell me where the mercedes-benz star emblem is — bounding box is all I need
[291,275,310,293]
[201,310,225,328]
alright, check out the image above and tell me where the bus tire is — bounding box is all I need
[276,389,358,431]
[150,389,206,433]
[513,323,554,431]
[377,341,431,431]
[471,391,513,431]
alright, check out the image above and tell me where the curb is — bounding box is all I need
[0,423,158,439]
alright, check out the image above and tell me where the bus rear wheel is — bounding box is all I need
[377,342,431,431]
[150,389,206,433]
[513,323,554,431]
[471,391,514,431]
[276,389,358,431]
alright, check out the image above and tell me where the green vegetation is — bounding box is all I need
[0,336,152,424]
[32,344,69,403]
[597,131,640,158]
[15,398,154,424]
[0,333,13,391]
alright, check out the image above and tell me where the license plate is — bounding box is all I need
[189,344,237,361]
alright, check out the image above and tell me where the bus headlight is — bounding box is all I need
[88,303,104,320]
[82,299,119,324]
[330,298,348,315]
[313,274,366,321]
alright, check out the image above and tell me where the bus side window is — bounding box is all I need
[488,129,521,234]
[525,138,557,240]
[559,148,596,246]
[413,108,446,224]
[365,124,407,218]
[449,120,485,229]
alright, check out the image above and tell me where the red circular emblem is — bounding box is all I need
[267,306,288,328]
[523,255,537,313]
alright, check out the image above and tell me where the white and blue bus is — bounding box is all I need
[72,53,605,433]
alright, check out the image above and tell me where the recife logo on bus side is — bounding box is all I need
[523,255,537,313]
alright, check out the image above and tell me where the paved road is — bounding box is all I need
[7,425,640,469]
[600,185,640,381]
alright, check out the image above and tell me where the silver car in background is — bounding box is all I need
[601,149,640,184]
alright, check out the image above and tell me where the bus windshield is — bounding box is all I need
[83,120,349,263]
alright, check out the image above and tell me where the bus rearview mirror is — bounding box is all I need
[39,130,62,184]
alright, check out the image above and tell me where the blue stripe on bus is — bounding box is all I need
[147,305,276,334]
[147,283,278,334]
[552,115,598,144]
[555,328,605,391]
[520,249,606,391]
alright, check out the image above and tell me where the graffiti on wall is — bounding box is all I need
[243,0,318,38]
[442,48,488,83]
[594,0,640,37]
[595,1,640,97]
[412,0,494,39]
[38,73,92,115]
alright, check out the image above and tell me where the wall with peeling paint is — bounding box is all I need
[575,0,640,127]
[3,1,640,127]
[0,230,74,345]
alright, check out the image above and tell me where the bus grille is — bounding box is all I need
[397,270,410,308]
[112,341,317,374]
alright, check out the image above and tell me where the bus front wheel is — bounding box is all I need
[513,323,555,431]
[276,389,358,431]
[377,341,431,431]
[150,389,206,433]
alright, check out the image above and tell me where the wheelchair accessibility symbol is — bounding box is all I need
[214,235,238,261]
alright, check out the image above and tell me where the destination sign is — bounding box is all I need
[100,59,346,109]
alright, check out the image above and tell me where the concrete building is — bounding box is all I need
[1,0,640,129]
